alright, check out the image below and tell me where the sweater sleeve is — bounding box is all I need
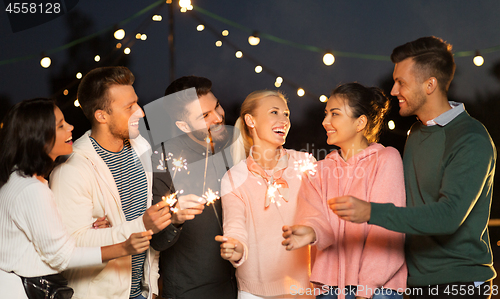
[295,169,336,251]
[357,148,406,297]
[221,170,249,267]
[370,132,496,235]
[13,183,77,272]
[50,161,146,247]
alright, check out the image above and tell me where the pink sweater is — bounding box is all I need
[296,143,407,298]
[221,149,312,296]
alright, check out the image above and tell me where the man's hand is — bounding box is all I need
[143,200,172,233]
[172,194,205,225]
[215,235,243,262]
[282,225,316,251]
[328,195,371,223]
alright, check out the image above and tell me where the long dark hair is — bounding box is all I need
[0,98,57,187]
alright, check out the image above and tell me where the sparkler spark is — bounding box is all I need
[202,188,220,206]
[171,157,187,172]
[293,154,317,180]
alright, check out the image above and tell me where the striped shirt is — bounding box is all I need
[90,137,147,298]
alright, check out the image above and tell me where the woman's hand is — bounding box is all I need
[124,230,153,255]
[215,235,243,262]
[282,225,316,251]
[92,216,110,229]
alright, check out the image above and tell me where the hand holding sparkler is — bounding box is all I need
[293,153,317,180]
[170,194,205,226]
[143,200,172,233]
[215,235,244,262]
[281,225,316,251]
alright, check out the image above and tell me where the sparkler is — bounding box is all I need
[162,190,179,213]
[203,188,223,231]
[293,153,317,180]
[266,180,287,225]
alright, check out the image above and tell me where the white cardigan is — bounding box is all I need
[50,131,159,299]
[0,172,101,298]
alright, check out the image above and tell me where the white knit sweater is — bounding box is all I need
[0,171,101,297]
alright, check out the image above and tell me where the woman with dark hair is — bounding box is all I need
[0,98,153,298]
[283,83,407,299]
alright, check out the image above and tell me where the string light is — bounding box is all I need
[197,24,205,31]
[235,51,243,58]
[124,47,131,54]
[114,29,125,40]
[319,95,328,102]
[473,51,484,66]
[63,89,69,96]
[275,82,281,88]
[222,30,229,36]
[94,55,100,62]
[255,65,263,73]
[276,77,283,84]
[388,120,395,130]
[248,32,260,46]
[152,15,162,21]
[297,88,305,97]
[141,34,147,40]
[76,72,82,79]
[323,52,335,66]
[40,57,51,68]
[116,43,122,49]
[136,33,142,39]
[74,99,80,107]
[215,40,222,47]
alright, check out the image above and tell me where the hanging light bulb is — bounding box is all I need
[235,51,243,58]
[276,77,283,84]
[74,99,80,107]
[222,30,229,36]
[248,32,260,46]
[40,57,51,68]
[215,40,222,47]
[388,120,396,130]
[297,88,305,97]
[94,55,100,62]
[323,52,335,66]
[197,24,205,31]
[473,51,484,67]
[124,47,131,54]
[76,72,82,79]
[319,95,328,102]
[141,34,147,40]
[255,65,263,73]
[114,29,125,40]
[152,15,162,21]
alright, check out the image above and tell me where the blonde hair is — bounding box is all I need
[233,90,288,158]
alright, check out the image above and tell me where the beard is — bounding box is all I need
[108,120,140,141]
[188,120,228,145]
[399,89,427,118]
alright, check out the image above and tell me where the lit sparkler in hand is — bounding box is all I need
[293,153,317,180]
[162,190,179,213]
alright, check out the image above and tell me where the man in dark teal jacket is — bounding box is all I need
[330,36,496,299]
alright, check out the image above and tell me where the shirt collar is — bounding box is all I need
[426,101,465,127]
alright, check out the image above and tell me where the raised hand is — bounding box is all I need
[172,194,205,225]
[143,200,172,233]
[282,225,315,251]
[215,235,243,262]
[328,195,371,223]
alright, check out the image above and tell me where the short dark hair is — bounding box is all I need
[163,76,212,121]
[0,98,56,187]
[77,66,135,125]
[391,36,455,94]
[331,82,390,143]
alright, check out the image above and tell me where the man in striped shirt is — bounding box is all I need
[51,66,171,299]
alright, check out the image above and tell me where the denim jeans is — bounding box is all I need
[316,286,403,299]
